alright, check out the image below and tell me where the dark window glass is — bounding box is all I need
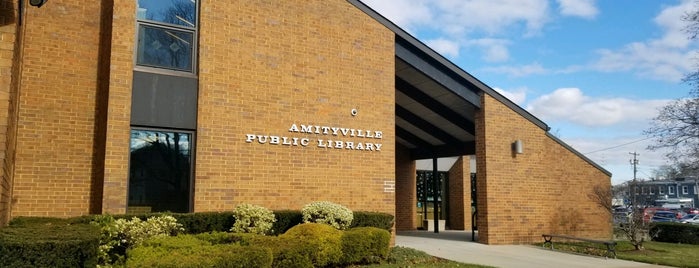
[137,0,197,28]
[129,129,192,213]
[136,25,193,71]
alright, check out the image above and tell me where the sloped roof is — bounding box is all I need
[347,0,611,176]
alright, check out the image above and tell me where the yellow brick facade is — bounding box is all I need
[194,0,395,213]
[475,94,611,244]
[0,0,610,246]
[3,0,106,218]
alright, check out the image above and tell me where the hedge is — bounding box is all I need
[650,222,699,244]
[127,235,273,267]
[0,221,100,267]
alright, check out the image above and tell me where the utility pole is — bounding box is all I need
[630,152,639,182]
[629,152,639,207]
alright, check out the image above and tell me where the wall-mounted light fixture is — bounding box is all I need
[513,140,523,154]
[29,0,48,7]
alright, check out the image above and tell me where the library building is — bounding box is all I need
[0,0,612,244]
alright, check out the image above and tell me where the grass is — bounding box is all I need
[616,241,699,268]
[352,246,494,268]
[539,241,699,268]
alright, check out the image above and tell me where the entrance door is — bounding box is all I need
[416,170,448,230]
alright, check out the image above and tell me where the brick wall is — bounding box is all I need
[448,156,471,230]
[101,0,133,215]
[476,94,611,244]
[0,0,18,226]
[195,0,396,214]
[395,144,416,230]
[8,1,106,218]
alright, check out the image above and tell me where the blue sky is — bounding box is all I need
[362,0,699,185]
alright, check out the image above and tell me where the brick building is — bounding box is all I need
[0,0,611,244]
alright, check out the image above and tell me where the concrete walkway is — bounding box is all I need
[395,231,669,268]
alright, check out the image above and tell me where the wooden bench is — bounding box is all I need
[542,234,617,259]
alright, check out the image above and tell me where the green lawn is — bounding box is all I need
[352,247,494,268]
[615,241,699,268]
[539,241,699,268]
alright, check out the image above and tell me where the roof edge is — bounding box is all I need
[546,132,613,177]
[347,0,550,132]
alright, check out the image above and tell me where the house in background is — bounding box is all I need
[632,178,699,209]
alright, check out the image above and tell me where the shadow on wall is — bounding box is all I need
[549,209,583,235]
[0,0,16,26]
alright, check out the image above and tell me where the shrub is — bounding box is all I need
[341,227,391,264]
[272,210,303,234]
[172,212,236,234]
[281,223,343,267]
[127,235,273,267]
[650,222,699,244]
[91,214,184,265]
[350,211,395,231]
[231,203,277,235]
[301,201,353,230]
[0,222,99,267]
[244,235,314,268]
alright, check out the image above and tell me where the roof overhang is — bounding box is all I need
[348,0,611,176]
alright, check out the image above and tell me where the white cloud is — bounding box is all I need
[361,0,433,34]
[591,0,698,82]
[494,87,528,105]
[362,0,553,63]
[526,88,671,127]
[425,38,460,58]
[468,38,511,62]
[556,0,598,19]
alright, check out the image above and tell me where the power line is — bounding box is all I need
[583,137,653,155]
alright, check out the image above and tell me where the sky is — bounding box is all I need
[361,0,699,185]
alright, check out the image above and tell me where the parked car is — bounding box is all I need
[642,207,669,222]
[679,214,699,225]
[684,208,699,214]
[650,211,677,223]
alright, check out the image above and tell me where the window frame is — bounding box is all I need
[668,185,675,195]
[682,185,689,195]
[134,0,199,76]
[127,127,196,213]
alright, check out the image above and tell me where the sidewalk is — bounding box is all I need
[395,230,668,268]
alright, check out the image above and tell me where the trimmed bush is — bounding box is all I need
[350,211,394,231]
[281,223,344,267]
[0,222,100,267]
[231,203,277,235]
[341,227,391,264]
[127,235,273,267]
[650,222,699,244]
[243,235,314,268]
[91,214,184,265]
[301,201,353,230]
[171,212,236,234]
[272,210,303,234]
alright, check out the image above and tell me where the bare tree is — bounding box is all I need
[589,185,647,250]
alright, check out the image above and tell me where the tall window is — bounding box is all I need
[136,0,197,72]
[669,186,675,195]
[659,186,665,195]
[682,186,689,195]
[129,129,193,213]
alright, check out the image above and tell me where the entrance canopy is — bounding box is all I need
[349,0,550,160]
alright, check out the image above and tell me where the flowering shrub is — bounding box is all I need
[301,201,353,230]
[91,214,184,266]
[230,203,277,235]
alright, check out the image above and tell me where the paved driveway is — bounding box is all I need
[396,231,669,268]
